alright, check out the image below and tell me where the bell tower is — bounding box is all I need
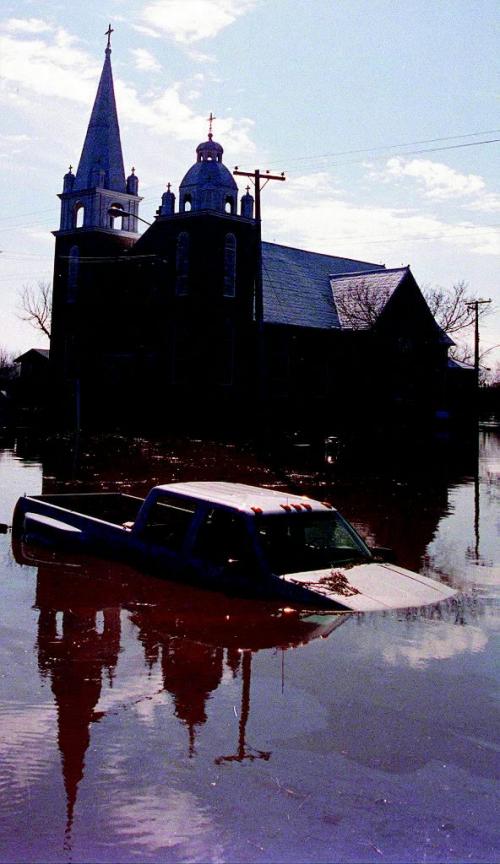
[56,26,141,235]
[50,27,142,420]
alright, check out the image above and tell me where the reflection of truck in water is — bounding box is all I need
[13,481,456,612]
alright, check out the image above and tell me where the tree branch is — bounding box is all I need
[18,282,52,340]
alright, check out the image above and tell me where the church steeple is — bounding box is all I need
[74,27,125,193]
[57,27,141,235]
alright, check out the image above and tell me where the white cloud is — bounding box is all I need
[0,31,100,105]
[384,157,486,200]
[4,18,53,34]
[0,30,255,155]
[131,47,162,71]
[468,192,500,213]
[263,173,500,260]
[141,0,258,44]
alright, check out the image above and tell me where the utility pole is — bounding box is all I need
[233,167,285,408]
[466,299,491,389]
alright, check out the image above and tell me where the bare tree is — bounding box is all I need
[422,281,490,335]
[333,279,393,329]
[18,281,52,340]
[0,346,15,371]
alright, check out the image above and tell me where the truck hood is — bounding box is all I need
[281,562,457,611]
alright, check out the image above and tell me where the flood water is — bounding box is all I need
[0,430,499,863]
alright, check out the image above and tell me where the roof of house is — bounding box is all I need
[330,267,409,330]
[261,242,385,329]
[14,348,50,362]
[448,357,475,371]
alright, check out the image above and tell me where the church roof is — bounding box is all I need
[261,242,384,329]
[330,267,409,330]
[74,45,126,192]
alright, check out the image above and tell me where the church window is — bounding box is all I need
[74,203,85,228]
[183,195,192,212]
[223,233,237,297]
[224,196,234,214]
[176,232,190,295]
[67,245,79,303]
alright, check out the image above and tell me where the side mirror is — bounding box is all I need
[370,546,396,563]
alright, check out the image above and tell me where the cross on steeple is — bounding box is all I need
[207,112,216,139]
[105,24,114,50]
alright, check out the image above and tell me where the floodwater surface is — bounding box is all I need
[0,431,498,863]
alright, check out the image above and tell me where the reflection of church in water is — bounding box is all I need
[29,549,342,847]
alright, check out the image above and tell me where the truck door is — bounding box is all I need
[137,493,197,573]
[190,508,260,592]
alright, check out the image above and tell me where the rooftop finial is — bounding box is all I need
[105,23,114,52]
[207,111,216,140]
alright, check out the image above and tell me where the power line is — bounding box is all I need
[270,137,500,173]
[269,128,500,165]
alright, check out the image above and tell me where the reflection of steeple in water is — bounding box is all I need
[36,589,120,851]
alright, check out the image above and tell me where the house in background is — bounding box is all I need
[11,349,50,421]
[48,35,464,433]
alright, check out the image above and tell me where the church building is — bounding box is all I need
[50,35,456,433]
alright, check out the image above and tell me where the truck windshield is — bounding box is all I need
[255,511,371,574]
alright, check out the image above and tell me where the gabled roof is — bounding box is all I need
[330,267,409,330]
[14,348,50,362]
[262,242,384,329]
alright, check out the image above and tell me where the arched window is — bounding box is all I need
[183,195,192,212]
[176,232,190,295]
[223,233,237,297]
[109,203,125,229]
[224,196,234,214]
[67,245,79,303]
[74,203,85,228]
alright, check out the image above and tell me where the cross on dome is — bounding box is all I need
[207,112,216,140]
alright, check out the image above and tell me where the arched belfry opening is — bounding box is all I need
[75,204,85,228]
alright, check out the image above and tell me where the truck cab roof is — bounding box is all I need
[155,482,334,516]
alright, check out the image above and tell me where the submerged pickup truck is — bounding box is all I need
[13,481,457,612]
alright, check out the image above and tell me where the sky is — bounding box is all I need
[1,0,499,367]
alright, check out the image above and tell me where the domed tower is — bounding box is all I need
[178,132,238,215]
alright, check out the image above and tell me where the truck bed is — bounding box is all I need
[28,493,144,523]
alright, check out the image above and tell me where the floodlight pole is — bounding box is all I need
[233,168,286,407]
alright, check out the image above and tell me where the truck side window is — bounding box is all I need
[141,495,196,550]
[193,509,251,567]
